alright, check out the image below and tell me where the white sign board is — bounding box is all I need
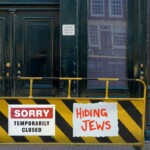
[8,105,55,136]
[73,102,118,137]
[62,24,75,36]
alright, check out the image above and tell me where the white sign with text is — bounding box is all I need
[8,105,55,136]
[62,24,75,36]
[73,102,118,137]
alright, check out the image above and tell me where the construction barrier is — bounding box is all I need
[0,77,146,147]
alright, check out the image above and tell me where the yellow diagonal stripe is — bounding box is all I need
[48,99,80,142]
[18,99,36,105]
[118,103,142,142]
[0,126,15,143]
[55,125,71,143]
[0,100,9,117]
[49,99,73,127]
[108,136,126,144]
[75,99,91,104]
[25,136,43,143]
[36,99,72,143]
[131,101,143,115]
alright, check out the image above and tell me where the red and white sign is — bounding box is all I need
[8,105,55,136]
[73,102,118,137]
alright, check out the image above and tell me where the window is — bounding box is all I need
[113,26,127,49]
[91,0,104,17]
[109,0,123,17]
[89,25,99,47]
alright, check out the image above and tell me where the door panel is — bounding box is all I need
[25,18,53,78]
[101,31,112,50]
[0,11,10,96]
[15,10,60,96]
[0,18,4,95]
[0,7,60,96]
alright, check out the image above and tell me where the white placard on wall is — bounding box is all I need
[73,102,118,137]
[8,105,55,136]
[62,24,75,36]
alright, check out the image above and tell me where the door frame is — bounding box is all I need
[0,2,60,97]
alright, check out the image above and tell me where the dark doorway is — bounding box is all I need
[0,2,60,96]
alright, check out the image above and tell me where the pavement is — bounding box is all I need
[0,142,150,150]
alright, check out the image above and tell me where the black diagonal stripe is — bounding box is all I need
[33,99,49,105]
[62,100,76,111]
[119,120,139,143]
[0,111,8,132]
[10,136,29,143]
[39,136,56,142]
[96,137,112,143]
[6,99,22,104]
[56,111,84,143]
[90,100,103,103]
[0,111,29,142]
[34,99,84,143]
[119,101,142,128]
[63,99,111,143]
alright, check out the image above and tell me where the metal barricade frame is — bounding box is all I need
[0,77,146,148]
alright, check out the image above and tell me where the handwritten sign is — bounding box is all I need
[73,102,118,137]
[8,105,55,136]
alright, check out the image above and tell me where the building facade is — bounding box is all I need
[88,0,127,88]
[0,0,150,139]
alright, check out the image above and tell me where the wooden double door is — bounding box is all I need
[0,4,60,96]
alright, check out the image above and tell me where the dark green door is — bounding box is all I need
[0,6,60,96]
[0,10,9,96]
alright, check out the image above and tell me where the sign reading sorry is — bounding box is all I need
[73,102,118,137]
[8,105,55,136]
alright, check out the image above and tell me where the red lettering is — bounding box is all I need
[81,120,111,131]
[93,109,100,117]
[76,108,82,119]
[76,108,108,119]
[105,121,111,130]
[81,120,89,131]
[96,121,105,131]
[89,120,96,131]
[101,109,108,117]
[81,120,96,131]
[85,109,91,117]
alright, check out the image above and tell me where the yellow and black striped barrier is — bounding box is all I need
[0,77,146,148]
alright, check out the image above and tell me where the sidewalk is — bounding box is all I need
[0,142,150,150]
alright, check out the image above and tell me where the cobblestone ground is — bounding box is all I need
[0,142,150,150]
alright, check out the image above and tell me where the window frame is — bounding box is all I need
[88,25,100,47]
[90,0,105,17]
[79,0,132,97]
[112,25,127,49]
[109,0,123,18]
